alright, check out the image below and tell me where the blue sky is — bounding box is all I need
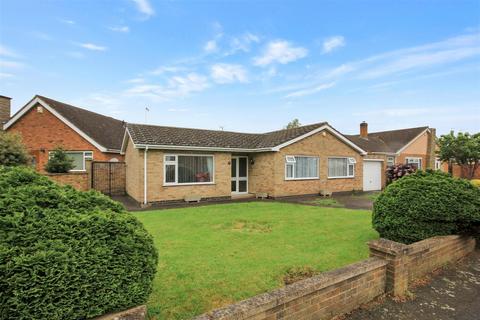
[0,0,479,135]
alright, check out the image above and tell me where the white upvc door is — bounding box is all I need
[363,161,382,191]
[231,156,248,194]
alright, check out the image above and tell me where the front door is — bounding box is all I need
[231,156,248,194]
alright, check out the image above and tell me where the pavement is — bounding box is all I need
[344,250,480,320]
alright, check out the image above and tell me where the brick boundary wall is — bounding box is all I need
[45,172,89,191]
[193,235,475,320]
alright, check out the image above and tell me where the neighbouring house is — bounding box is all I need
[346,122,437,189]
[2,95,125,172]
[121,122,372,204]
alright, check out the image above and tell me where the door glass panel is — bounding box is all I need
[231,158,237,177]
[231,180,236,192]
[239,157,247,177]
[239,180,247,192]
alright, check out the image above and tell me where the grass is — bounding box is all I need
[353,191,381,201]
[134,202,378,319]
[304,198,344,207]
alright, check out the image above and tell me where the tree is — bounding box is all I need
[45,147,75,173]
[285,118,301,129]
[0,131,30,166]
[437,131,480,179]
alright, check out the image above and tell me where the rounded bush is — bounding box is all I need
[372,170,480,244]
[0,166,158,320]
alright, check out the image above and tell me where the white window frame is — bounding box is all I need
[387,156,395,167]
[435,157,442,170]
[328,157,356,179]
[406,157,422,169]
[48,150,93,172]
[284,155,319,181]
[163,154,215,186]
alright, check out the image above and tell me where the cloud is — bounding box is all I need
[126,73,209,100]
[78,43,107,51]
[60,19,75,25]
[31,32,53,41]
[167,108,189,112]
[204,40,218,53]
[254,40,308,66]
[150,65,188,75]
[0,45,19,58]
[131,0,155,17]
[0,72,14,79]
[227,33,260,55]
[0,60,25,69]
[109,26,130,33]
[211,63,248,84]
[322,36,346,53]
[284,82,335,98]
[352,108,432,117]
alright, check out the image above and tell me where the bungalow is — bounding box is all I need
[121,122,371,205]
[2,95,125,172]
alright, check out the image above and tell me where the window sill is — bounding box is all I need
[327,176,355,179]
[163,182,215,187]
[285,177,320,181]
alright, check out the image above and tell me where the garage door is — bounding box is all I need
[363,161,382,191]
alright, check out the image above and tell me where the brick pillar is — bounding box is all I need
[426,128,436,169]
[368,238,410,296]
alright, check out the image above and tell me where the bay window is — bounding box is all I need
[285,156,319,180]
[164,154,214,185]
[328,157,356,178]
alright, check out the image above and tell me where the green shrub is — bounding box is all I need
[0,131,30,166]
[472,179,480,188]
[372,170,480,244]
[44,147,75,173]
[0,166,158,320]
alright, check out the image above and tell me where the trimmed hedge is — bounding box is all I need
[372,170,480,244]
[0,166,158,320]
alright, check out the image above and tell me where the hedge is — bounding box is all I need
[372,170,480,244]
[0,166,158,320]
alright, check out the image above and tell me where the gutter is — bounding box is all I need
[134,144,274,153]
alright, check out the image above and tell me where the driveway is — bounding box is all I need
[344,250,480,320]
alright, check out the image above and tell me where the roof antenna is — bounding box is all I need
[219,126,224,131]
[144,106,150,124]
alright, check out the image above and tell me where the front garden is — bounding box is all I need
[134,202,378,319]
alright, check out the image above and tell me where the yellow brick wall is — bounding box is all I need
[125,139,144,202]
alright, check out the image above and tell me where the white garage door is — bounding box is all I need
[363,161,382,191]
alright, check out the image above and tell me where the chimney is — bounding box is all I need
[0,95,12,130]
[360,121,368,138]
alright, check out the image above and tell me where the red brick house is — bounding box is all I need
[2,95,125,172]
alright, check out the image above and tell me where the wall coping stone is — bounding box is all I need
[91,305,146,320]
[193,257,387,320]
[45,172,87,176]
[368,238,409,255]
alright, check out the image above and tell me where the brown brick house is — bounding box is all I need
[121,122,369,204]
[346,122,437,189]
[2,95,125,172]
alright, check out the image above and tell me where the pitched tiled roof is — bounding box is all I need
[36,95,126,151]
[127,122,328,150]
[346,126,429,153]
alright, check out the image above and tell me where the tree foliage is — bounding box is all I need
[0,166,158,320]
[285,118,301,129]
[44,147,74,173]
[437,131,480,179]
[372,170,480,244]
[0,131,30,166]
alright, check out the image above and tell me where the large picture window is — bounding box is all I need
[164,154,214,185]
[328,157,356,178]
[285,156,319,180]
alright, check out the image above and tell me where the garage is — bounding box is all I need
[363,160,382,191]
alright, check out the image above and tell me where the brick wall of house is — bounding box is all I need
[45,172,89,191]
[0,95,11,129]
[271,130,363,197]
[396,130,430,169]
[7,103,122,172]
[125,139,144,202]
[248,151,276,196]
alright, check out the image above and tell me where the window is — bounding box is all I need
[285,156,319,180]
[435,158,442,170]
[328,157,356,178]
[48,151,93,171]
[387,156,395,167]
[164,154,214,185]
[406,157,422,169]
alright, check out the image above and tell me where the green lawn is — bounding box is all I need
[134,202,378,319]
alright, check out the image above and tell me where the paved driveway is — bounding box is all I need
[345,250,480,320]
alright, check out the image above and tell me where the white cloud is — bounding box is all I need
[126,73,209,100]
[285,82,335,98]
[167,108,189,112]
[254,40,308,66]
[211,63,248,84]
[78,43,107,51]
[227,33,260,55]
[0,60,25,68]
[150,65,187,75]
[204,40,218,53]
[131,0,155,17]
[0,45,19,58]
[31,32,53,41]
[322,36,346,53]
[109,26,130,33]
[60,19,75,25]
